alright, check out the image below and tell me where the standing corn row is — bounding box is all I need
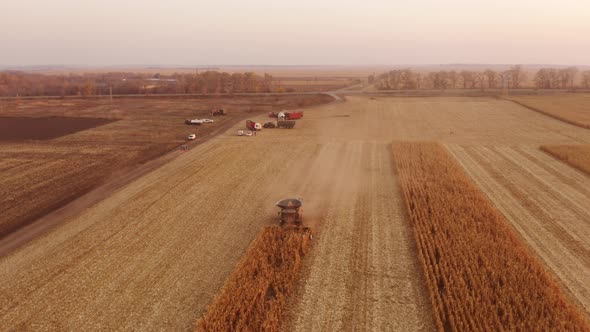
[392,142,589,331]
[196,227,311,331]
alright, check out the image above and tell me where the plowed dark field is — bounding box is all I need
[0,116,115,141]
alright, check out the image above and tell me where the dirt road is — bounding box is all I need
[2,96,590,329]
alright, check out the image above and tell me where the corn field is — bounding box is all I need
[542,145,590,175]
[196,227,312,331]
[392,142,589,331]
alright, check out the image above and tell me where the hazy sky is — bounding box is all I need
[1,0,589,66]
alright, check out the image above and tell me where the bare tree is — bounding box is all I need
[376,69,420,90]
[475,72,486,91]
[459,71,477,89]
[562,67,578,89]
[534,68,551,89]
[581,71,590,89]
[84,80,94,96]
[400,69,420,89]
[483,70,497,89]
[447,71,458,89]
[509,65,526,88]
[425,71,449,90]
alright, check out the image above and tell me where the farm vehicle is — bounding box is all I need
[246,120,262,131]
[261,120,296,129]
[185,119,214,125]
[211,109,226,116]
[185,119,202,125]
[276,198,305,228]
[277,120,296,128]
[268,111,303,120]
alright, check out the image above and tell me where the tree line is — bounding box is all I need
[0,71,276,97]
[373,65,590,90]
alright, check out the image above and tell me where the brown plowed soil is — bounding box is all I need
[0,116,115,141]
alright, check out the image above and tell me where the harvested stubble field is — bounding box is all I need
[505,94,590,129]
[197,227,311,331]
[2,95,590,330]
[0,94,332,238]
[541,144,590,175]
[392,142,589,330]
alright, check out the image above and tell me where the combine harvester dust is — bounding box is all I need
[197,198,312,331]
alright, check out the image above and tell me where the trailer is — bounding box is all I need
[185,119,203,125]
[286,111,303,120]
[277,120,296,128]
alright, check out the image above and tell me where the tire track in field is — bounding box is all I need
[287,141,434,331]
[517,147,590,197]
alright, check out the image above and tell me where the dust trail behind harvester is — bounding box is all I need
[258,102,367,232]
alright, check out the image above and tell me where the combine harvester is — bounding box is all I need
[275,198,311,234]
[197,197,312,331]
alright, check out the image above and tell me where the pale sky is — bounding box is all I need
[1,0,589,66]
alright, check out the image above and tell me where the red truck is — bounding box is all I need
[287,111,303,120]
[246,120,262,130]
[268,111,304,120]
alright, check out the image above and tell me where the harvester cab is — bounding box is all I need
[276,198,303,227]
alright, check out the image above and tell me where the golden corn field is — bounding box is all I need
[541,145,590,175]
[391,142,590,331]
[196,227,312,331]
